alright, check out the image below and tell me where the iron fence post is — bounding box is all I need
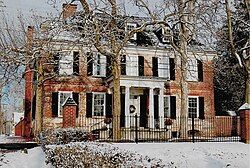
[192,115,195,143]
[135,114,138,143]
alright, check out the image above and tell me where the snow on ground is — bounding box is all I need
[0,147,50,168]
[0,141,249,168]
[115,143,250,168]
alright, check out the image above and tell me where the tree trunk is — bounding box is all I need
[112,56,121,140]
[178,0,189,139]
[246,59,250,104]
[35,59,43,134]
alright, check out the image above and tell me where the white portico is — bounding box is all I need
[118,76,167,129]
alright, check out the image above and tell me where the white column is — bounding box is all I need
[159,88,164,129]
[149,88,154,128]
[125,86,130,128]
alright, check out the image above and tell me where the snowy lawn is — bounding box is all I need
[0,147,49,168]
[0,142,249,168]
[114,142,250,168]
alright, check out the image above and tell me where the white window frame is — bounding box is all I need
[163,95,170,118]
[93,53,106,77]
[58,91,73,117]
[187,59,198,81]
[92,92,106,116]
[125,22,137,40]
[126,55,138,76]
[59,51,74,75]
[158,56,170,79]
[162,27,170,43]
[188,96,199,118]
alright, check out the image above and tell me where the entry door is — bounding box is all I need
[129,96,140,127]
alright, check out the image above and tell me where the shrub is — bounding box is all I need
[45,142,165,168]
[40,128,89,146]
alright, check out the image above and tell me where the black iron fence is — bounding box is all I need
[76,115,241,142]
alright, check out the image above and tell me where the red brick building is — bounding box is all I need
[23,4,216,138]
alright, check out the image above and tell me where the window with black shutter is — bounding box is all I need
[32,95,36,120]
[86,93,92,118]
[170,58,175,80]
[120,94,125,127]
[170,96,176,119]
[197,60,203,82]
[121,55,126,75]
[52,92,58,117]
[138,56,144,76]
[106,93,113,117]
[199,97,205,119]
[154,95,159,120]
[106,56,112,77]
[53,53,60,75]
[73,92,79,118]
[87,53,93,76]
[73,51,79,76]
[152,57,158,77]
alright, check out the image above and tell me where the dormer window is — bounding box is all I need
[162,27,170,43]
[126,23,137,40]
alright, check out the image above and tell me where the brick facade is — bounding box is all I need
[240,109,250,143]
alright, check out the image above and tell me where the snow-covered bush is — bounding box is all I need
[40,128,90,145]
[45,142,165,167]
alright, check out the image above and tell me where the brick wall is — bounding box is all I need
[240,109,250,143]
[63,105,77,128]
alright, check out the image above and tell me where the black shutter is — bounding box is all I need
[170,96,176,119]
[140,94,148,127]
[106,93,113,117]
[152,57,158,77]
[154,95,159,119]
[197,60,203,82]
[120,94,125,127]
[73,92,79,118]
[106,56,112,77]
[87,52,93,76]
[138,56,144,76]
[73,51,79,76]
[86,93,92,118]
[199,97,205,119]
[32,95,36,120]
[121,55,126,75]
[170,58,175,80]
[53,53,59,75]
[52,92,58,117]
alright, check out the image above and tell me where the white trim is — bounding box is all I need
[188,96,199,118]
[92,53,106,77]
[92,92,106,116]
[163,95,171,118]
[126,22,137,40]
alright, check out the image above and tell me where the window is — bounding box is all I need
[138,56,144,76]
[164,96,170,118]
[87,53,106,77]
[59,52,74,75]
[52,92,79,117]
[54,51,79,76]
[187,59,198,81]
[158,56,169,78]
[152,57,158,77]
[126,55,138,76]
[162,28,170,43]
[59,91,72,117]
[188,97,198,118]
[121,55,126,75]
[92,93,105,116]
[126,23,137,40]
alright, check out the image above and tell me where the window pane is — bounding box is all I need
[93,93,105,116]
[188,98,197,118]
[164,97,170,118]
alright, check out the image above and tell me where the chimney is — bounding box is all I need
[62,3,77,19]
